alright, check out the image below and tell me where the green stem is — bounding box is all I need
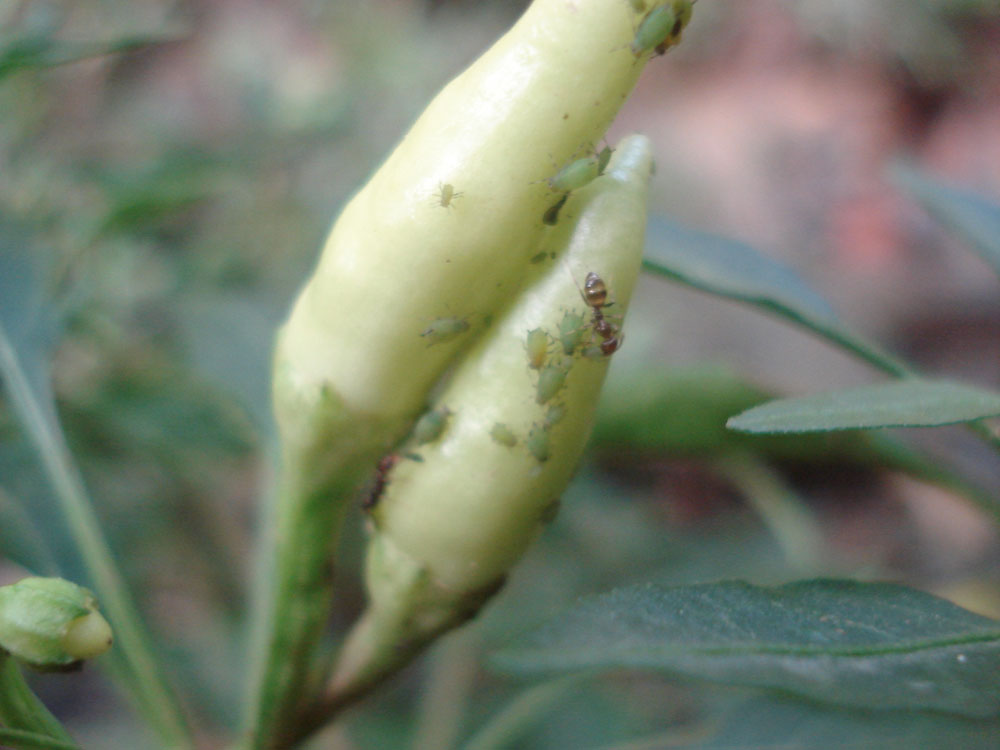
[0,334,191,749]
[713,453,826,574]
[0,654,74,744]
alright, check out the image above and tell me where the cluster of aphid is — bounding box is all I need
[431,1,694,228]
[488,270,624,465]
[378,2,691,500]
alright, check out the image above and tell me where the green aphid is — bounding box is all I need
[558,310,587,355]
[542,193,569,226]
[529,250,549,263]
[490,423,518,447]
[548,152,602,193]
[413,406,452,444]
[543,403,567,429]
[536,361,570,404]
[421,317,470,345]
[582,344,606,360]
[526,426,550,463]
[630,4,677,57]
[596,144,613,175]
[627,0,647,12]
[526,328,550,370]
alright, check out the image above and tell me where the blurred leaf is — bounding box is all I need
[891,163,1000,279]
[593,365,1000,521]
[493,580,1000,717]
[0,726,81,750]
[642,217,910,376]
[0,33,170,80]
[0,487,58,575]
[727,379,1000,433]
[607,696,1000,750]
[175,291,281,433]
[461,676,589,750]
[0,225,190,746]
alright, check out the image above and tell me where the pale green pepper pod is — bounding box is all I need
[0,577,112,671]
[252,0,691,745]
[315,136,653,721]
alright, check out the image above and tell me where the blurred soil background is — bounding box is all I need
[1,1,999,747]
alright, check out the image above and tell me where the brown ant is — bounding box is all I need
[362,454,399,511]
[579,271,624,355]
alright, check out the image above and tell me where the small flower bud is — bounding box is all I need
[0,577,112,671]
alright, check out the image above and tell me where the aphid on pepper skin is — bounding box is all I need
[536,361,570,404]
[626,0,647,13]
[558,310,587,355]
[630,4,677,58]
[525,328,550,370]
[363,454,399,511]
[542,193,569,225]
[420,317,470,345]
[543,403,567,429]
[526,426,550,463]
[596,144,613,175]
[653,1,695,55]
[546,150,603,193]
[490,423,518,447]
[413,406,452,445]
[434,183,463,208]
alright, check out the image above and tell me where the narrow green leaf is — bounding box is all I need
[0,34,169,80]
[727,379,1000,433]
[493,580,1000,717]
[0,727,81,750]
[891,163,1000,278]
[642,217,910,376]
[607,697,1000,750]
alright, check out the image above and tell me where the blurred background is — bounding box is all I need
[1,0,999,747]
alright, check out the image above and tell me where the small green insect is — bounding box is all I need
[529,250,549,263]
[630,4,677,58]
[413,406,452,444]
[526,426,550,463]
[536,361,570,404]
[526,328,550,370]
[626,0,647,13]
[558,310,587,355]
[542,193,569,226]
[490,423,518,447]
[596,144,613,175]
[543,403,567,429]
[421,317,470,345]
[434,182,463,208]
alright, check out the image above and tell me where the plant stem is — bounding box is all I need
[0,333,192,749]
[0,654,74,744]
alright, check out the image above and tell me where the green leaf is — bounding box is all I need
[642,217,910,376]
[0,34,169,80]
[0,727,81,750]
[727,379,1000,433]
[616,696,1000,750]
[493,580,1000,717]
[891,163,1000,279]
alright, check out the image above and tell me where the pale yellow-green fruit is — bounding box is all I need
[275,0,655,423]
[328,135,652,698]
[0,577,112,671]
